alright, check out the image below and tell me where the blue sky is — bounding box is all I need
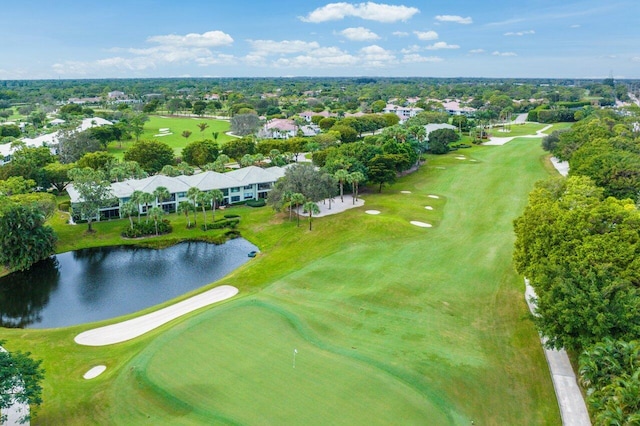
[1,0,638,79]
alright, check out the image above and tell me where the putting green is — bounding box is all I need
[111,301,451,424]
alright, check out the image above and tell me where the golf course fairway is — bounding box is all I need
[1,130,561,425]
[98,136,560,425]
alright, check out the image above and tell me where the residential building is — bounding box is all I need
[67,166,287,221]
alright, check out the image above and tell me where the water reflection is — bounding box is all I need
[0,239,258,329]
[0,258,60,328]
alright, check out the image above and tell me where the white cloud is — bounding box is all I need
[413,30,438,41]
[492,51,517,56]
[426,41,459,50]
[248,40,321,55]
[401,54,443,63]
[147,30,233,47]
[273,46,359,68]
[570,24,581,28]
[301,2,419,23]
[392,31,409,37]
[469,49,485,54]
[359,44,396,66]
[504,30,535,36]
[339,27,380,41]
[435,15,472,24]
[401,45,422,54]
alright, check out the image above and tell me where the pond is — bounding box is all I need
[0,239,258,329]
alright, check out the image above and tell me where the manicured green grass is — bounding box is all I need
[2,132,562,424]
[489,122,547,137]
[107,115,235,159]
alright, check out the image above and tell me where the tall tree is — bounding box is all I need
[147,206,164,236]
[139,192,154,223]
[123,140,174,174]
[68,168,114,233]
[230,113,261,136]
[177,201,195,228]
[303,200,320,231]
[153,186,171,210]
[0,343,45,425]
[0,204,57,272]
[347,171,365,203]
[367,155,397,192]
[120,201,138,230]
[290,192,306,227]
[209,189,224,222]
[181,139,219,167]
[129,190,144,224]
[187,187,201,227]
[57,130,102,164]
[334,169,349,202]
[196,191,213,229]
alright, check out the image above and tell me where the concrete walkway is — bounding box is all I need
[0,347,30,426]
[483,124,553,146]
[75,285,238,346]
[524,279,591,425]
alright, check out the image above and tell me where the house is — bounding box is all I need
[442,100,476,116]
[382,104,423,122]
[108,90,125,99]
[67,166,287,221]
[299,110,334,123]
[0,117,111,164]
[260,118,297,139]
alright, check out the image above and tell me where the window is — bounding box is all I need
[244,184,253,190]
[244,193,254,199]
[231,196,240,203]
[177,192,186,198]
[230,187,240,193]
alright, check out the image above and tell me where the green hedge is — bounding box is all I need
[246,199,266,207]
[201,218,240,231]
[224,213,241,219]
[122,219,172,238]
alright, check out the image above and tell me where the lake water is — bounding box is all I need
[0,239,258,329]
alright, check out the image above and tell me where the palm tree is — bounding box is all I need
[347,172,365,204]
[197,122,209,132]
[121,201,138,230]
[177,201,195,228]
[153,186,171,212]
[139,192,155,223]
[130,190,144,223]
[282,190,294,221]
[303,200,320,231]
[334,169,349,202]
[147,206,164,236]
[209,189,224,222]
[291,192,306,227]
[187,187,201,227]
[197,191,214,229]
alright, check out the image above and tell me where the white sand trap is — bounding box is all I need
[425,206,434,210]
[83,365,106,379]
[154,132,173,137]
[435,166,446,169]
[428,195,440,199]
[410,221,432,228]
[470,159,478,162]
[455,156,466,160]
[400,190,412,194]
[75,285,238,346]
[365,210,381,215]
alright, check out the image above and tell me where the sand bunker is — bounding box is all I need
[455,156,466,160]
[425,206,434,210]
[83,365,106,379]
[75,285,238,346]
[400,190,412,194]
[435,166,446,169]
[365,210,381,215]
[428,195,440,199]
[410,221,432,228]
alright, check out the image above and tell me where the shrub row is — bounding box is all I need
[201,218,240,231]
[246,199,266,207]
[122,219,172,238]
